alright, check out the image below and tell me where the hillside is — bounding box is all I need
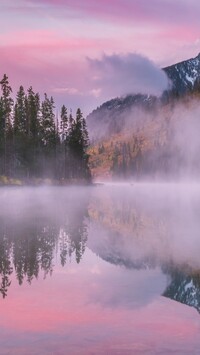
[87,54,200,180]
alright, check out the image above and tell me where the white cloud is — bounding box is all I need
[87,53,170,100]
[52,87,80,95]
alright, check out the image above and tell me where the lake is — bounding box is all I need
[0,184,200,354]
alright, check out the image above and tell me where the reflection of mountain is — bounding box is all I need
[88,185,200,313]
[0,188,89,298]
[89,185,200,268]
[87,222,158,271]
[163,268,200,313]
[88,222,200,313]
[1,184,200,317]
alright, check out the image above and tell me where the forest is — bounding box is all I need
[0,74,91,183]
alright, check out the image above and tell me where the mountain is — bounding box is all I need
[87,53,200,180]
[164,52,200,96]
[87,53,200,140]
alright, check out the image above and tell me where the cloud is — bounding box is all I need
[52,87,80,95]
[25,0,200,29]
[88,53,170,99]
[0,47,170,116]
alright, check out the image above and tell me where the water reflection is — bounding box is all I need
[0,183,200,314]
[1,184,200,353]
[88,183,200,312]
[0,187,89,297]
[163,264,200,313]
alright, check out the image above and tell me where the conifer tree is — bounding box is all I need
[14,86,26,135]
[26,87,40,138]
[41,94,57,177]
[0,74,14,175]
[60,105,68,141]
[0,74,91,182]
[13,85,27,176]
[0,74,13,134]
[59,105,69,178]
[26,87,41,176]
[41,94,56,147]
[68,108,90,179]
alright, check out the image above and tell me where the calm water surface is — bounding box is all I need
[0,184,200,354]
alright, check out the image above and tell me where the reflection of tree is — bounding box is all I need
[60,224,87,265]
[12,222,59,285]
[0,189,89,298]
[0,235,13,298]
[60,201,88,265]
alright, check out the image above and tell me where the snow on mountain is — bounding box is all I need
[87,53,200,139]
[164,52,200,95]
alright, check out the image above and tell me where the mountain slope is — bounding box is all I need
[87,53,200,180]
[87,53,200,140]
[163,53,200,95]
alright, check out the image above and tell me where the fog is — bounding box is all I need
[89,183,200,268]
[88,96,200,181]
[0,184,200,272]
[88,103,156,140]
[166,99,200,179]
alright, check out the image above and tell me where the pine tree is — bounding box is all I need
[0,74,14,175]
[59,105,69,178]
[25,87,41,177]
[0,74,13,134]
[60,105,68,141]
[41,94,57,177]
[41,94,56,147]
[0,74,91,182]
[13,85,28,176]
[14,86,26,134]
[26,87,40,138]
[67,108,90,180]
[65,110,75,179]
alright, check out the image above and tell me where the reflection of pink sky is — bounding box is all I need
[0,251,200,354]
[1,0,200,114]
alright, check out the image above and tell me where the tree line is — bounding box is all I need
[0,74,91,181]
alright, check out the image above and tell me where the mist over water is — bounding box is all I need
[0,184,200,286]
[1,183,200,267]
[0,184,200,354]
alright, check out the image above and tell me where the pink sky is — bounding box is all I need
[1,0,200,114]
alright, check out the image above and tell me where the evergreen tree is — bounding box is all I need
[13,86,28,176]
[0,74,14,175]
[0,74,13,134]
[14,85,26,135]
[60,105,68,141]
[60,105,69,178]
[41,94,57,177]
[26,87,40,138]
[25,87,41,177]
[73,108,90,179]
[41,94,56,146]
[0,74,91,182]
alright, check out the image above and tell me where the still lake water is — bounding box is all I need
[0,183,200,354]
